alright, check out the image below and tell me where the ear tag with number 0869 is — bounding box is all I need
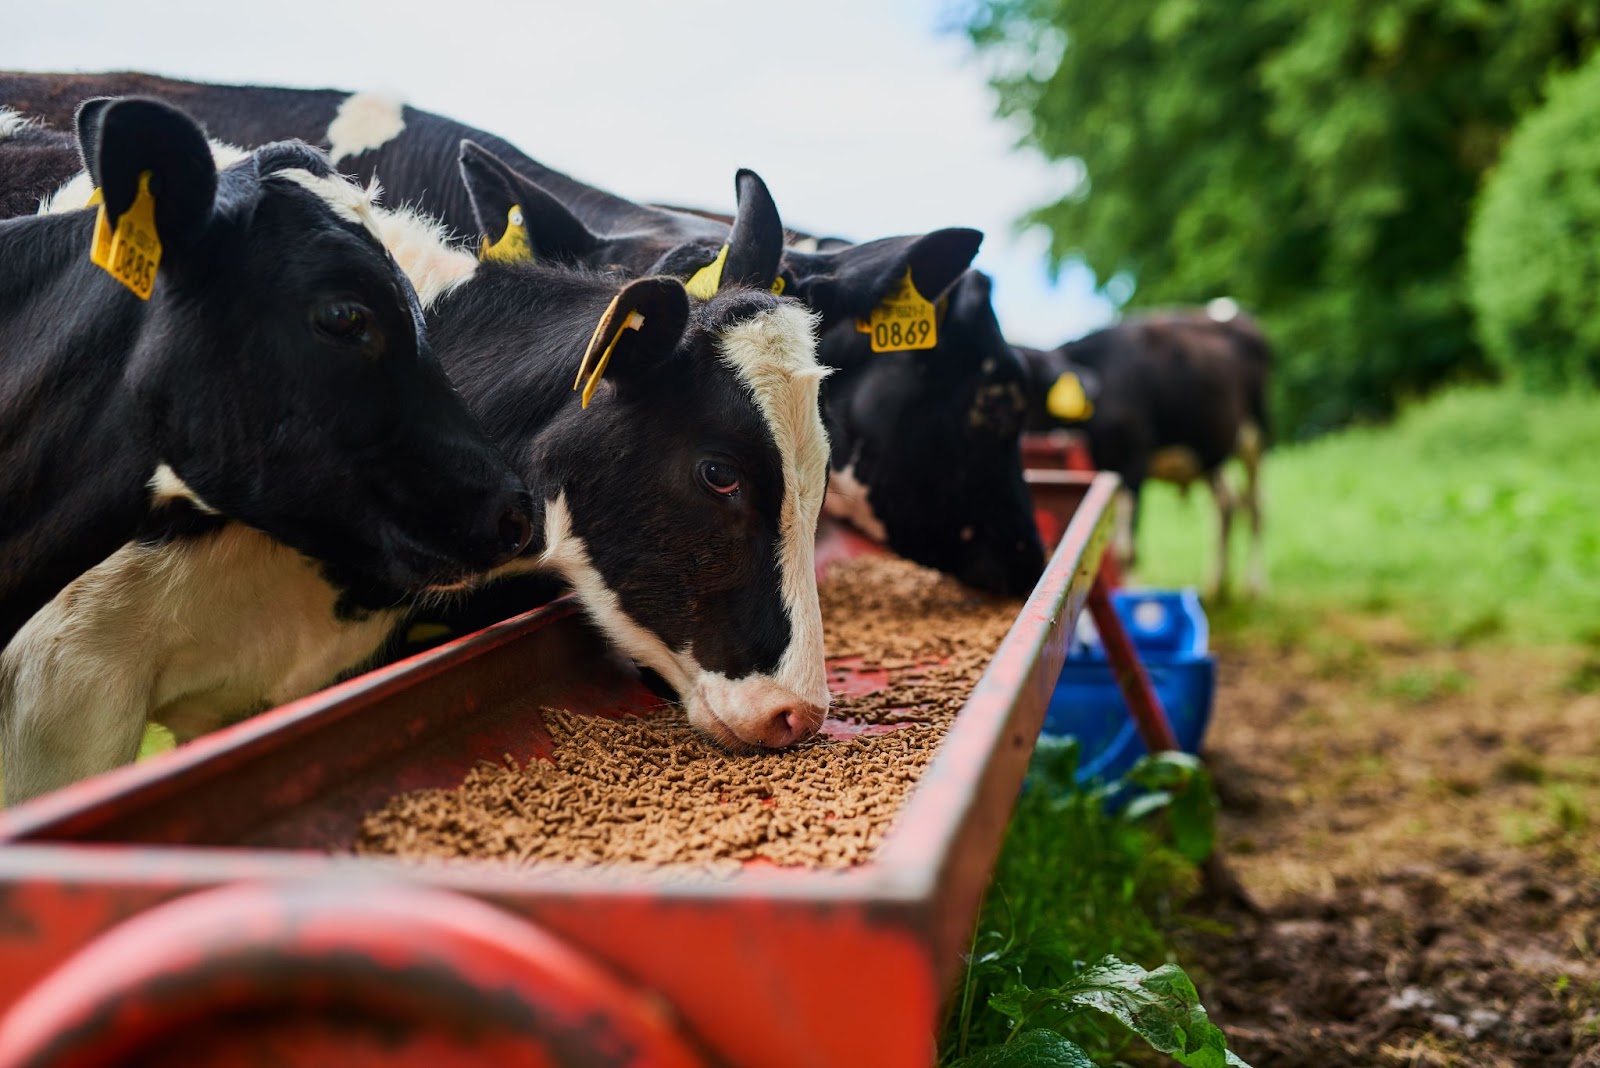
[856,267,938,353]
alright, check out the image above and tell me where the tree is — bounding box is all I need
[967,0,1598,437]
[1469,51,1600,389]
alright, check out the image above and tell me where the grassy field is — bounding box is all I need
[1135,385,1600,646]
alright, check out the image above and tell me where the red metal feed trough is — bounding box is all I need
[0,471,1167,1067]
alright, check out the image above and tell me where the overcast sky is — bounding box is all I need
[6,0,1110,346]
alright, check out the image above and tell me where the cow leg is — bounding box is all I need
[0,608,151,805]
[1113,483,1143,580]
[1241,423,1267,597]
[1206,470,1236,602]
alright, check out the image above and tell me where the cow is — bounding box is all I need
[0,97,532,664]
[1,135,830,802]
[0,72,1045,597]
[1018,303,1271,599]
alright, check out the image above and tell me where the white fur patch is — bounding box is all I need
[0,528,402,803]
[147,463,218,515]
[1206,296,1240,322]
[325,92,406,165]
[0,109,30,141]
[533,493,694,696]
[274,167,386,243]
[711,303,832,719]
[824,461,888,543]
[371,205,477,307]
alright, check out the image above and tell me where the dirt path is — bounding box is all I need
[1185,616,1600,1066]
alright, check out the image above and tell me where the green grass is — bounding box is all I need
[1135,385,1600,645]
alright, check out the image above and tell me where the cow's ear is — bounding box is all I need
[78,96,216,252]
[783,227,982,332]
[572,276,690,408]
[459,139,600,263]
[720,168,783,291]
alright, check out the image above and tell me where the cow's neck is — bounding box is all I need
[0,213,159,645]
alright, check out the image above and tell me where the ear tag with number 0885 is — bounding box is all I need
[855,267,938,353]
[89,171,161,300]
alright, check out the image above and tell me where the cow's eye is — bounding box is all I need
[312,301,371,345]
[698,459,741,498]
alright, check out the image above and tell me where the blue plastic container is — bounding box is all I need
[1042,589,1215,785]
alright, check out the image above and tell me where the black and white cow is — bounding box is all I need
[2,137,830,802]
[0,72,1044,596]
[1019,303,1272,598]
[0,97,531,660]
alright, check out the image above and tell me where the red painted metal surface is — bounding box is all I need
[0,882,704,1067]
[0,474,1121,1067]
[1087,579,1181,754]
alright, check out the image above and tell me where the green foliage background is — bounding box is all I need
[965,0,1599,438]
[1469,50,1600,389]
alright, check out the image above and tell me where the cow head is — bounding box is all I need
[434,169,830,750]
[60,98,533,603]
[818,271,1045,597]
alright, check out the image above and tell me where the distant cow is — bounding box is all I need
[0,71,1045,597]
[2,138,829,801]
[1019,304,1271,598]
[0,98,530,658]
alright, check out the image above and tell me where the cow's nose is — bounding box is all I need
[757,702,827,749]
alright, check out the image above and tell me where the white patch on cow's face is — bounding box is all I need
[370,204,478,307]
[710,304,833,725]
[824,461,889,543]
[325,92,406,165]
[534,492,693,697]
[147,463,218,515]
[273,167,386,244]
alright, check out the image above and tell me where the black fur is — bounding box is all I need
[0,119,81,220]
[0,72,1035,594]
[0,96,530,647]
[1019,311,1274,554]
[820,271,1044,596]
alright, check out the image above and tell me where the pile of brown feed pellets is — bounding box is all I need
[355,555,1021,870]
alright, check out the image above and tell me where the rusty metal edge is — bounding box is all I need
[0,600,580,844]
[874,473,1118,979]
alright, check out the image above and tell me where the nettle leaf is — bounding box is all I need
[1039,956,1252,1068]
[947,1030,1096,1068]
[1124,753,1219,863]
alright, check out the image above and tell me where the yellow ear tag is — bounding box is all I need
[854,267,938,353]
[684,243,728,299]
[1046,371,1094,422]
[89,171,161,300]
[573,294,646,409]
[770,275,786,296]
[480,204,532,263]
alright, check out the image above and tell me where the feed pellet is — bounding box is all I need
[356,555,1020,869]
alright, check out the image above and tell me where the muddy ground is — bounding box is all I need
[1185,616,1600,1066]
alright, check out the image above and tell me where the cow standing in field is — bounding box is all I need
[2,134,831,801]
[0,71,1046,597]
[0,98,531,656]
[1019,304,1271,599]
